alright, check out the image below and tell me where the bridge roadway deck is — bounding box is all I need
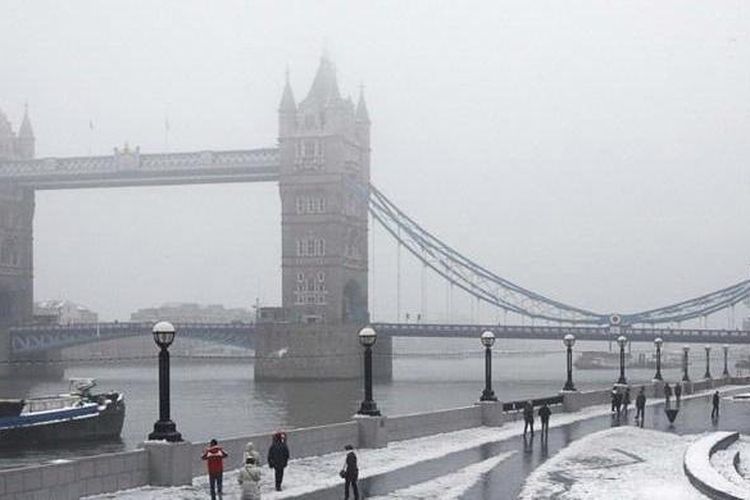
[0,148,280,189]
[7,321,750,356]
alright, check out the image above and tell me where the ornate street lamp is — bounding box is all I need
[562,334,577,391]
[704,345,712,379]
[148,321,182,442]
[723,344,730,378]
[357,326,381,416]
[682,345,690,382]
[479,331,497,401]
[616,335,628,385]
[653,337,664,381]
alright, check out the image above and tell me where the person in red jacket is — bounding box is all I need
[202,439,228,500]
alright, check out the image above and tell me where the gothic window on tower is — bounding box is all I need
[293,271,328,305]
[294,139,324,170]
[295,195,327,214]
[296,237,326,257]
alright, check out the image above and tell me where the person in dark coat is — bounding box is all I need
[267,432,290,491]
[538,403,551,437]
[523,401,534,436]
[623,387,631,415]
[202,439,228,500]
[711,391,720,419]
[664,383,672,405]
[610,387,618,413]
[635,387,646,424]
[614,391,623,417]
[674,383,682,404]
[341,444,359,500]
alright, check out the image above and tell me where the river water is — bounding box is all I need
[0,337,745,469]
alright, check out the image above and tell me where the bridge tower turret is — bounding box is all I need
[16,103,35,160]
[277,56,370,325]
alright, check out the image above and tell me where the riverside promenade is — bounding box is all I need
[3,376,749,499]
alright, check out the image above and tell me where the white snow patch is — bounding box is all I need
[369,451,516,500]
[519,427,706,500]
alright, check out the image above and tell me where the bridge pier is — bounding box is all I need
[254,323,392,380]
[0,328,63,378]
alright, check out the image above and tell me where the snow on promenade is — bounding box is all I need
[88,386,738,499]
[518,427,705,500]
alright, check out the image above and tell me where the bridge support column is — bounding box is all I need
[255,323,391,380]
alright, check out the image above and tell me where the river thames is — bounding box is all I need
[0,337,744,469]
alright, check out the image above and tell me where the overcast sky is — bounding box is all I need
[1,1,748,324]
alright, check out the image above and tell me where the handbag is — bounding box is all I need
[339,469,346,479]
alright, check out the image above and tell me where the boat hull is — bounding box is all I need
[0,397,125,447]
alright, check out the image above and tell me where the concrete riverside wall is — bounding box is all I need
[0,449,148,500]
[387,406,482,442]
[191,421,359,477]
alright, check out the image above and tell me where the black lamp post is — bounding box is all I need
[723,344,730,378]
[148,321,182,442]
[653,337,663,381]
[479,330,497,401]
[616,335,628,385]
[704,345,712,379]
[562,334,576,391]
[682,345,690,382]
[357,326,381,416]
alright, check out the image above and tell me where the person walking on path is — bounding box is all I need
[614,391,623,417]
[635,387,646,425]
[523,401,535,436]
[712,391,720,420]
[341,444,359,500]
[237,452,262,500]
[538,403,551,438]
[623,387,631,415]
[664,383,672,406]
[675,383,682,405]
[202,439,228,500]
[267,432,290,491]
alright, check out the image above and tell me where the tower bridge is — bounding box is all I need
[1,56,748,379]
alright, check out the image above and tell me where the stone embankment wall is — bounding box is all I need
[0,449,148,499]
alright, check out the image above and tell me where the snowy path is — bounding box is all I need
[518,427,707,499]
[368,451,516,500]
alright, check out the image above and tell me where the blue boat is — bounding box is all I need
[0,379,125,447]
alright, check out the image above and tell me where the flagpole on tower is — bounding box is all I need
[164,110,170,152]
[88,119,94,155]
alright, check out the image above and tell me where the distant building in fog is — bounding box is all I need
[34,299,98,325]
[130,302,254,324]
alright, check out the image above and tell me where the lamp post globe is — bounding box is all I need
[723,344,730,378]
[562,334,577,391]
[653,337,664,381]
[357,326,381,416]
[152,321,175,348]
[616,335,628,385]
[704,345,712,379]
[479,331,497,401]
[481,330,496,348]
[682,345,691,382]
[148,321,182,442]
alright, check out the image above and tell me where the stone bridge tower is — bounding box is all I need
[278,56,370,325]
[256,57,391,379]
[0,106,35,328]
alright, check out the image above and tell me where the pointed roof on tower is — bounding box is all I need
[19,102,34,138]
[279,68,296,112]
[302,54,340,107]
[356,85,370,124]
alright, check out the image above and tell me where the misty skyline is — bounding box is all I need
[1,1,748,323]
